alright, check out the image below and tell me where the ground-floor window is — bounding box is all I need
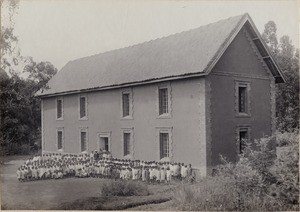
[80,129,88,152]
[238,127,250,154]
[57,128,64,151]
[103,137,109,151]
[160,132,169,159]
[123,132,131,156]
[157,127,172,160]
[122,128,134,158]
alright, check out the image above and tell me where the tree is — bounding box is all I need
[24,57,58,92]
[261,21,299,131]
[0,0,58,154]
[261,21,279,56]
[0,0,21,75]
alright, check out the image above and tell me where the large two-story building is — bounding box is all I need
[36,14,285,176]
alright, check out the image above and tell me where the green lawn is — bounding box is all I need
[1,156,177,210]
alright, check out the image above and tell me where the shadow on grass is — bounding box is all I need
[51,195,172,210]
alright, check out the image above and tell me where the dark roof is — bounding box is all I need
[37,13,284,97]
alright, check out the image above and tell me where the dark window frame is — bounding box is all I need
[56,97,63,120]
[80,131,87,152]
[159,132,169,159]
[122,93,130,117]
[159,88,169,115]
[235,81,251,117]
[237,126,251,154]
[79,94,88,120]
[57,129,63,150]
[123,132,131,156]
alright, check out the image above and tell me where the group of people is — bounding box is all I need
[17,150,195,183]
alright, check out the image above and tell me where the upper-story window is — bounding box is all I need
[79,94,88,120]
[159,88,168,114]
[235,81,251,116]
[121,88,133,119]
[56,97,63,120]
[158,83,171,118]
[122,93,130,117]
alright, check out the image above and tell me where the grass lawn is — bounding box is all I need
[1,155,178,210]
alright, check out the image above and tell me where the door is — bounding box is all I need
[98,134,110,152]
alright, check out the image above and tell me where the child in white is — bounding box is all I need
[166,167,171,183]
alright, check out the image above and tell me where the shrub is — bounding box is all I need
[174,157,265,211]
[276,130,299,147]
[100,180,150,197]
[269,131,299,210]
[173,131,299,211]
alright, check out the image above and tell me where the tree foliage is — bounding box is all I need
[1,0,22,75]
[261,21,299,131]
[0,62,57,154]
[24,57,58,91]
[261,21,279,55]
[0,0,57,154]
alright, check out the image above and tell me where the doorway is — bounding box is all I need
[98,132,111,152]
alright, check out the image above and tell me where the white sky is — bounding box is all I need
[3,0,299,70]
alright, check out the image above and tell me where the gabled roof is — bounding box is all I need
[37,13,285,97]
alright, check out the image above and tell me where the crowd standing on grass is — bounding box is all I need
[16,150,195,183]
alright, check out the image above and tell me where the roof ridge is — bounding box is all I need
[68,13,246,64]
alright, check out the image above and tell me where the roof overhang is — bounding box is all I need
[37,71,207,98]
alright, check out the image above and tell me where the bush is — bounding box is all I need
[276,130,298,147]
[173,131,299,211]
[100,180,150,197]
[174,157,265,211]
[269,131,299,209]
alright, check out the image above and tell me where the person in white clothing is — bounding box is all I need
[166,167,171,183]
[160,167,166,183]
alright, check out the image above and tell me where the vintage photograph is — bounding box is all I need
[0,0,299,210]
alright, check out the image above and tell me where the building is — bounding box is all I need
[36,13,285,176]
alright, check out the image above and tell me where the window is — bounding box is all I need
[98,132,111,152]
[104,137,109,151]
[235,81,250,116]
[123,132,131,156]
[57,128,63,150]
[121,89,133,119]
[156,127,173,160]
[80,130,88,152]
[79,95,87,119]
[238,86,247,113]
[159,88,168,115]
[160,132,169,159]
[122,93,130,117]
[238,127,250,154]
[157,84,171,118]
[56,97,63,120]
[100,137,109,151]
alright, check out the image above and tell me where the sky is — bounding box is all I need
[2,0,299,71]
